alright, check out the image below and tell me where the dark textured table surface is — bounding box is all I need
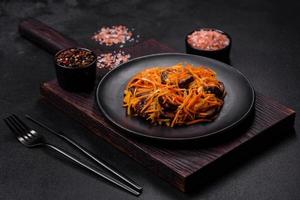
[0,1,299,199]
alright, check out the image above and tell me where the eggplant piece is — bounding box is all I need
[161,70,169,84]
[134,98,147,117]
[128,86,136,94]
[158,96,178,111]
[218,81,225,96]
[205,108,218,118]
[128,86,149,97]
[159,111,175,119]
[204,81,225,98]
[178,76,194,89]
[197,108,219,119]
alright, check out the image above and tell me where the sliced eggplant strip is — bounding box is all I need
[158,96,178,111]
[204,81,225,98]
[161,70,169,84]
[178,76,194,89]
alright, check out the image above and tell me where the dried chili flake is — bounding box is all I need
[56,48,95,68]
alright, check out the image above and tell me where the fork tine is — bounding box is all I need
[4,117,22,136]
[4,118,17,133]
[12,114,30,131]
[6,115,26,135]
[7,116,24,133]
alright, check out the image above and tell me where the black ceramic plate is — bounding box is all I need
[96,53,255,141]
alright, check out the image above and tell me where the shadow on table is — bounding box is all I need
[184,126,296,197]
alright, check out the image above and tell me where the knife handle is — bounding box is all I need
[18,18,79,54]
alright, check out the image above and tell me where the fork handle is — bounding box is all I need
[25,115,142,192]
[44,143,140,196]
[56,131,143,192]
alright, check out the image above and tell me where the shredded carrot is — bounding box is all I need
[123,63,225,127]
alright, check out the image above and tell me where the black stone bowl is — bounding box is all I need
[54,47,96,92]
[185,28,232,64]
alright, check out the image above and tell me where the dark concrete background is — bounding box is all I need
[0,0,300,199]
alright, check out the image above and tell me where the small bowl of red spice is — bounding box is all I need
[185,28,231,63]
[54,47,96,92]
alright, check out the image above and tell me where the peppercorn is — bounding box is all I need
[56,48,95,68]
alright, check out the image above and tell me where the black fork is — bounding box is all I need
[3,114,140,196]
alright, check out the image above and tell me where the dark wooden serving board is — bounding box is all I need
[19,19,296,192]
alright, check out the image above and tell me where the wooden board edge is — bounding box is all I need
[184,111,295,192]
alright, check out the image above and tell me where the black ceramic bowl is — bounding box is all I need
[54,47,96,92]
[185,28,231,64]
